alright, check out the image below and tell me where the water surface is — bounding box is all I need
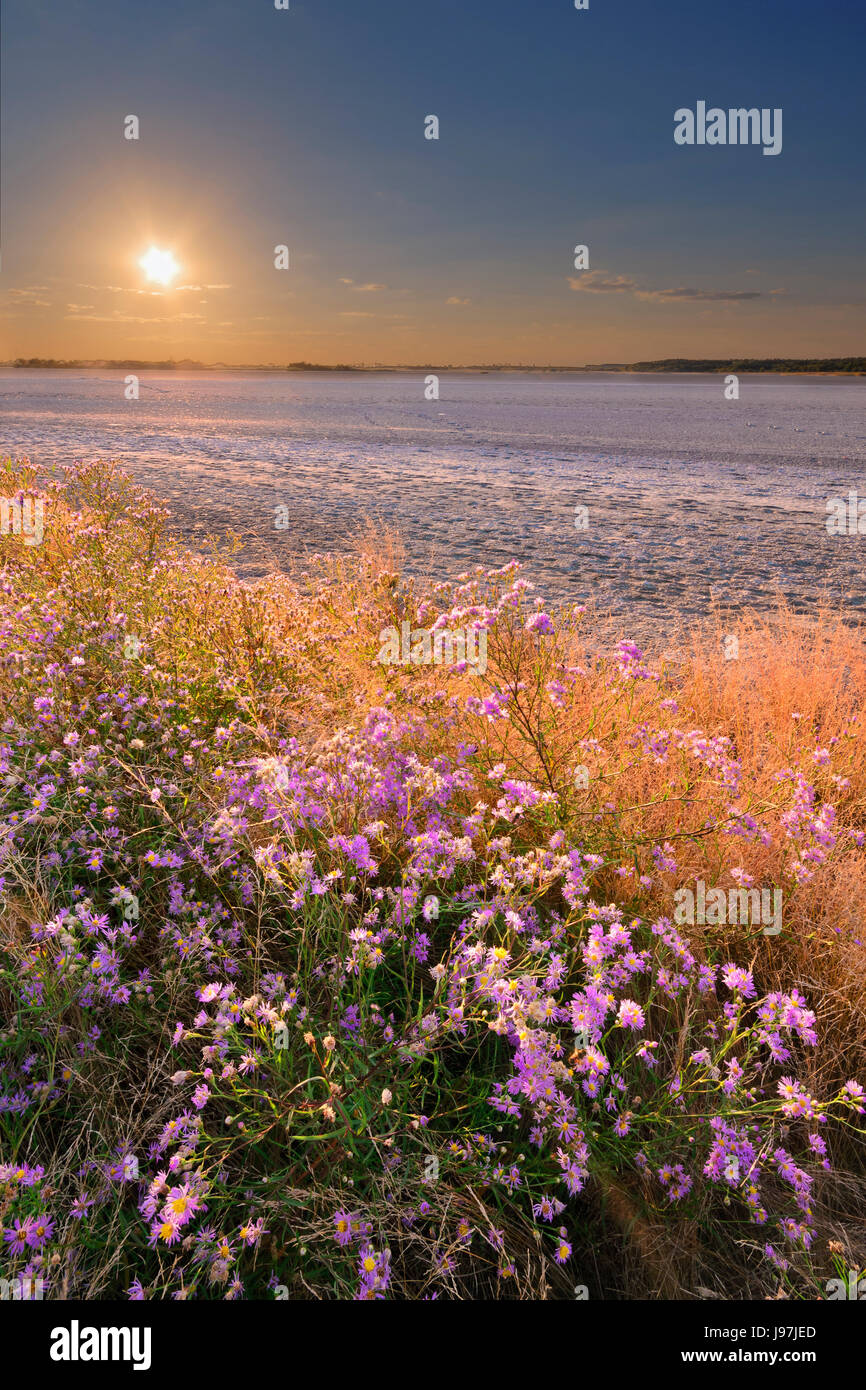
[3,369,865,633]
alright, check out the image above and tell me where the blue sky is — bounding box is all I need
[2,0,863,362]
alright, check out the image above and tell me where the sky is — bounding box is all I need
[1,0,864,365]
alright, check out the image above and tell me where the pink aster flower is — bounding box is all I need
[616,999,645,1030]
[721,964,756,999]
[525,612,554,635]
[149,1218,183,1248]
[239,1217,267,1247]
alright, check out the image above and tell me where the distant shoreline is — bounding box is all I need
[3,358,865,376]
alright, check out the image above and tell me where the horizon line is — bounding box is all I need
[3,356,866,374]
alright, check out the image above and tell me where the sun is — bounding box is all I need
[138,246,180,286]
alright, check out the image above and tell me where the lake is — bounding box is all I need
[2,369,865,635]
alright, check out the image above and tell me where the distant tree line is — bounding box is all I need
[9,356,866,374]
[11,357,207,369]
[614,358,866,374]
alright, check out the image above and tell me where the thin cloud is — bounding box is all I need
[6,288,52,306]
[568,269,767,302]
[172,283,231,293]
[568,272,638,294]
[446,296,471,305]
[635,287,762,302]
[78,283,230,296]
[339,279,387,292]
[63,310,205,323]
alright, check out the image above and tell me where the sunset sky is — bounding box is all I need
[1,0,863,366]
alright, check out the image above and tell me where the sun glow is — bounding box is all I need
[138,246,180,286]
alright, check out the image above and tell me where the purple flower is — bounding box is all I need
[333,1210,359,1247]
[411,932,430,963]
[3,1217,34,1254]
[616,999,645,1030]
[525,612,554,635]
[721,964,756,999]
[27,1214,55,1246]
